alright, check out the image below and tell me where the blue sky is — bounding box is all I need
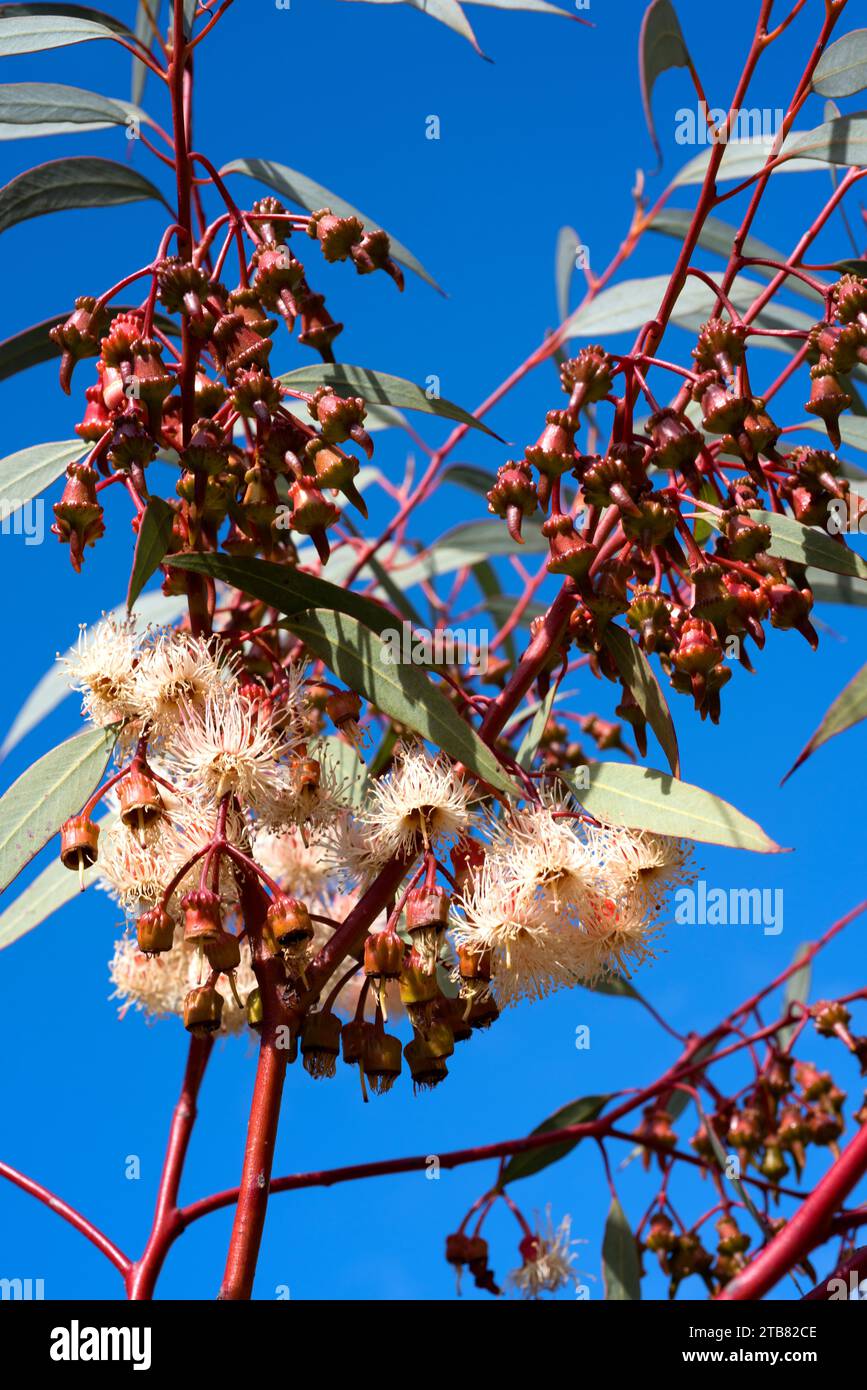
[1,0,866,1301]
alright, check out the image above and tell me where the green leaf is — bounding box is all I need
[342,0,486,56]
[783,661,867,781]
[0,307,177,384]
[282,610,521,799]
[0,438,82,513]
[0,156,168,237]
[168,551,397,635]
[317,734,368,809]
[603,625,680,776]
[0,725,116,894]
[131,0,160,106]
[646,208,824,303]
[0,809,114,950]
[639,0,692,171]
[0,83,145,139]
[602,1197,642,1300]
[1,591,186,760]
[501,1094,610,1184]
[127,496,175,610]
[555,224,582,321]
[278,363,501,439]
[472,558,515,664]
[221,156,441,292]
[813,32,867,99]
[672,135,820,188]
[386,517,546,590]
[807,568,867,607]
[442,462,495,495]
[0,5,132,55]
[565,272,812,341]
[778,943,812,1048]
[799,414,867,454]
[783,114,867,169]
[568,762,784,853]
[580,972,644,1002]
[515,685,556,770]
[747,509,867,581]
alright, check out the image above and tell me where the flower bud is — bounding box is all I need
[136,906,175,955]
[181,888,223,944]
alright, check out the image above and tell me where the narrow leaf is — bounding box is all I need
[0,6,131,56]
[282,610,521,798]
[602,1197,642,1300]
[555,225,582,322]
[0,82,145,139]
[0,156,168,236]
[0,725,116,894]
[813,32,867,99]
[279,363,501,439]
[515,685,556,770]
[783,661,867,781]
[603,625,680,776]
[568,762,785,853]
[0,438,82,512]
[168,551,396,635]
[0,810,114,950]
[501,1094,610,1184]
[778,943,813,1048]
[639,0,692,171]
[221,156,441,291]
[748,509,867,581]
[127,496,175,610]
[317,734,368,810]
[646,208,824,302]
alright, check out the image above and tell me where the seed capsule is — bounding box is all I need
[300,1011,342,1079]
[183,985,223,1037]
[181,888,223,944]
[59,814,100,891]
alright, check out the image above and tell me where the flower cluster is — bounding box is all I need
[50,198,402,577]
[488,283,867,727]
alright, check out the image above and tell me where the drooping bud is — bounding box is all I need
[805,364,852,449]
[136,906,175,955]
[181,888,223,944]
[486,460,538,542]
[49,296,105,394]
[542,512,597,579]
[52,463,105,573]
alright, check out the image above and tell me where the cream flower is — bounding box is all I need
[97,819,180,912]
[486,795,598,916]
[579,885,661,981]
[585,824,696,909]
[508,1210,585,1299]
[452,861,588,1006]
[166,690,295,812]
[358,746,475,861]
[133,630,239,733]
[60,615,140,727]
[252,825,333,899]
